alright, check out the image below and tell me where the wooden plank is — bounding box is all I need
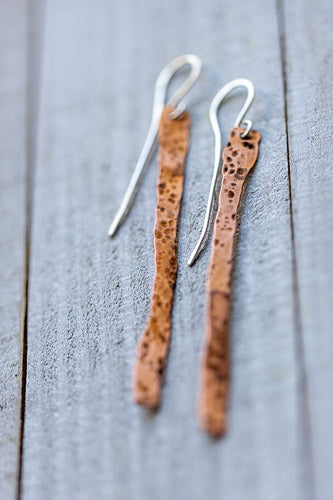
[22,0,306,498]
[282,0,333,498]
[0,1,27,497]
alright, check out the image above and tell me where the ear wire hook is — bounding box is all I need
[188,78,255,266]
[108,54,202,237]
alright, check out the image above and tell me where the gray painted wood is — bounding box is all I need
[13,0,331,498]
[284,0,333,498]
[21,1,304,499]
[0,1,26,498]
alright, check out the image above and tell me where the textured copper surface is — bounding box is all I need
[133,106,190,408]
[198,127,261,436]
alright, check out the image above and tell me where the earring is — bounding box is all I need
[109,55,201,408]
[188,79,261,436]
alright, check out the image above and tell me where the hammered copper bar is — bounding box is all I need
[198,127,261,436]
[133,105,190,408]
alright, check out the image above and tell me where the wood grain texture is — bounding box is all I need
[18,0,326,499]
[282,0,333,498]
[199,128,261,436]
[133,106,190,408]
[0,2,26,498]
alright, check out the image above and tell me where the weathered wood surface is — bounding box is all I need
[21,0,300,498]
[0,2,26,498]
[283,1,333,498]
[0,0,332,498]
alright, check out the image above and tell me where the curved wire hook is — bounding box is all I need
[188,78,255,266]
[108,54,202,237]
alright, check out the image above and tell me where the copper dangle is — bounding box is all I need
[109,55,201,408]
[188,79,261,436]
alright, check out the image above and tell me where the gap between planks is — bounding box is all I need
[276,0,316,498]
[17,2,45,499]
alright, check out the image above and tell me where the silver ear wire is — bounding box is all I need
[108,54,202,237]
[187,78,255,266]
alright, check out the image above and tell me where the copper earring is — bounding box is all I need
[109,55,201,407]
[188,79,261,436]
